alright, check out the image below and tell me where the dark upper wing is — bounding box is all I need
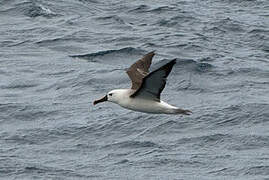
[126,51,155,90]
[130,59,176,101]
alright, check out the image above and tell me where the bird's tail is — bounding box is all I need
[173,108,192,115]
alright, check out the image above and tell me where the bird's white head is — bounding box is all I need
[93,89,125,105]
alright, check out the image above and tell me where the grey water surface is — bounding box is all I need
[1,0,269,179]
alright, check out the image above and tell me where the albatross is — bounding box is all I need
[93,51,192,115]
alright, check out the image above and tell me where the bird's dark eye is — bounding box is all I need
[108,93,113,96]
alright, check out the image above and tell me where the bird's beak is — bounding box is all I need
[93,95,108,105]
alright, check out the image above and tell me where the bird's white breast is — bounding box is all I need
[117,94,174,114]
[110,89,178,114]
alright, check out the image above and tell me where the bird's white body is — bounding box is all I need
[107,89,179,114]
[93,52,191,115]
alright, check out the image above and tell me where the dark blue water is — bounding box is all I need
[1,0,269,179]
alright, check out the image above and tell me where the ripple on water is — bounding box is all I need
[1,1,58,18]
[1,0,269,179]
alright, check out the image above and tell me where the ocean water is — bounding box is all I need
[0,0,269,179]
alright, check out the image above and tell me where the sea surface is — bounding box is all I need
[1,0,269,179]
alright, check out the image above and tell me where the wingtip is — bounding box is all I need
[148,50,156,56]
[159,59,177,69]
[169,59,177,65]
[142,51,155,58]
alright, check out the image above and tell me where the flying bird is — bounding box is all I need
[93,51,192,115]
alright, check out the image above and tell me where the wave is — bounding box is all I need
[129,5,179,14]
[1,1,58,18]
[149,6,176,13]
[155,14,197,27]
[95,15,125,25]
[128,5,149,13]
[174,59,213,73]
[23,1,58,18]
[103,140,161,149]
[205,17,246,34]
[78,0,99,4]
[70,47,141,59]
[1,163,95,179]
[247,28,269,45]
[70,47,144,66]
[137,120,191,137]
[216,103,269,126]
[244,165,269,176]
[3,123,87,145]
[0,103,58,125]
[209,165,269,176]
[174,132,269,152]
[1,80,39,89]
